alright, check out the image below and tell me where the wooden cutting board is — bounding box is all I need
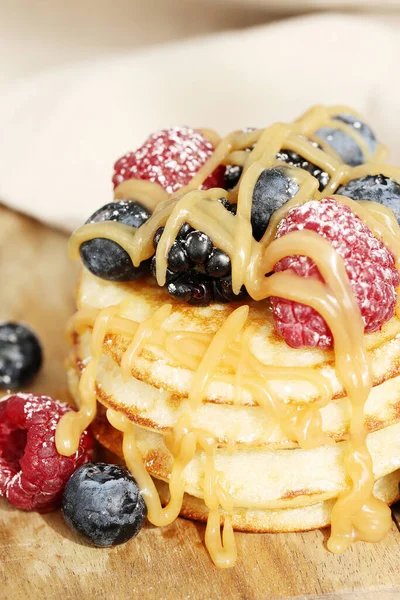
[0,205,400,600]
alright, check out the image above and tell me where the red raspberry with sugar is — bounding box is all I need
[0,394,93,512]
[271,198,400,349]
[112,126,225,194]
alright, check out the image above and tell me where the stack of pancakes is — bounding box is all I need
[67,268,400,532]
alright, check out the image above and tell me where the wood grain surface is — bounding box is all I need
[0,205,399,600]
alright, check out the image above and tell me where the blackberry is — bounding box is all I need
[150,256,178,284]
[314,113,377,167]
[224,141,330,193]
[152,198,242,305]
[167,272,214,306]
[168,241,191,272]
[185,231,213,264]
[276,145,330,192]
[205,249,231,277]
[224,165,243,191]
[218,197,237,215]
[215,276,247,302]
[80,200,151,281]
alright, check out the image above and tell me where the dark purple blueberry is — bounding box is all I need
[251,167,299,241]
[314,113,377,167]
[80,200,151,281]
[184,231,213,264]
[337,174,400,224]
[0,323,42,389]
[62,463,147,547]
[205,249,231,278]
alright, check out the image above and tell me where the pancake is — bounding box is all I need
[57,105,400,566]
[155,472,400,533]
[68,329,400,448]
[75,269,400,407]
[93,410,400,533]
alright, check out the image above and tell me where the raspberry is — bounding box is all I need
[112,127,225,194]
[271,198,400,349]
[0,394,93,512]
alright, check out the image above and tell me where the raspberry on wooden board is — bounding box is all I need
[0,394,93,512]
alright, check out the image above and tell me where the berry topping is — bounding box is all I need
[167,272,215,306]
[251,167,300,241]
[0,323,42,390]
[205,248,231,278]
[271,198,400,349]
[224,165,243,191]
[314,113,377,167]
[62,463,147,547]
[112,127,224,194]
[185,231,213,264]
[215,276,247,303]
[337,175,400,224]
[80,200,151,281]
[167,241,191,273]
[276,143,330,192]
[0,394,93,511]
[224,138,329,193]
[151,199,240,305]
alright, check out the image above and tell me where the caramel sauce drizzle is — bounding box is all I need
[59,105,400,567]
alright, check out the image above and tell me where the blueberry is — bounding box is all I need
[62,463,147,547]
[80,200,151,282]
[184,231,213,264]
[314,113,377,167]
[205,249,231,277]
[87,200,151,228]
[251,167,300,241]
[0,323,42,389]
[167,241,191,273]
[337,174,400,224]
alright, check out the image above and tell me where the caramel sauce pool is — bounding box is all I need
[56,105,400,567]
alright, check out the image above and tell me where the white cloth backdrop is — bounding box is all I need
[1,2,400,231]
